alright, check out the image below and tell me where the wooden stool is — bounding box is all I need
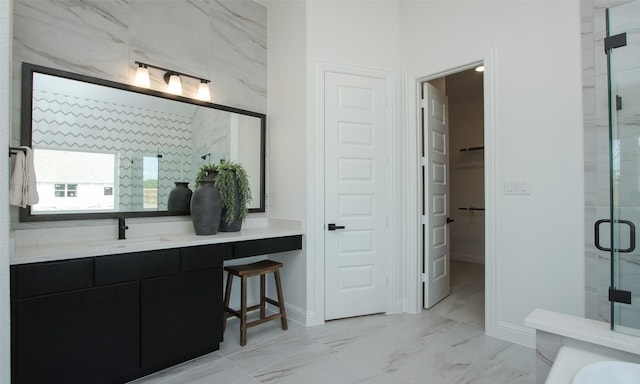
[223,260,288,346]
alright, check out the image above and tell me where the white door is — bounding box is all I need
[422,83,451,309]
[324,71,389,320]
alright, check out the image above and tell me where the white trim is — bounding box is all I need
[265,302,313,328]
[403,48,499,337]
[0,0,11,382]
[283,302,312,327]
[311,63,396,324]
[497,321,535,348]
[525,309,640,355]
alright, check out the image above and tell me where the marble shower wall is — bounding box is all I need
[11,0,267,222]
[582,0,633,323]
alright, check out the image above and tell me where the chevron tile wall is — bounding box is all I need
[32,88,194,211]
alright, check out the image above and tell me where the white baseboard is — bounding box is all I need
[495,320,536,348]
[283,302,321,327]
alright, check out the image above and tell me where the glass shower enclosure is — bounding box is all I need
[602,0,640,335]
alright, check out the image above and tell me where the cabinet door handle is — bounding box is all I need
[328,223,346,231]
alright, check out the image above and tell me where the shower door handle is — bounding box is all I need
[594,219,636,253]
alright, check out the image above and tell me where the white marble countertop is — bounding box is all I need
[525,308,640,356]
[11,218,303,265]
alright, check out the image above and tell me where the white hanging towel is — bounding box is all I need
[9,146,39,208]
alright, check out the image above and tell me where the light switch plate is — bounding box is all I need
[504,179,530,195]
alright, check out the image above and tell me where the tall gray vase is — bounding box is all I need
[219,185,243,232]
[190,174,222,235]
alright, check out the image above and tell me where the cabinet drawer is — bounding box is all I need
[95,249,180,285]
[181,244,229,272]
[14,258,94,298]
[233,235,303,259]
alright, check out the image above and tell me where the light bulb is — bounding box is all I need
[197,81,211,101]
[475,65,485,72]
[135,65,150,87]
[166,74,182,95]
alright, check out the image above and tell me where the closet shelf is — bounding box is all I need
[459,145,484,152]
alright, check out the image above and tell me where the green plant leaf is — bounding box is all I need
[214,161,252,225]
[194,163,216,187]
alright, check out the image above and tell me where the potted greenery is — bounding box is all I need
[190,164,222,235]
[195,163,216,187]
[214,161,251,232]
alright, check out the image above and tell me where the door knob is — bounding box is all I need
[328,223,346,231]
[446,217,454,224]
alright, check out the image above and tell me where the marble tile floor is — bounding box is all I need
[129,261,535,384]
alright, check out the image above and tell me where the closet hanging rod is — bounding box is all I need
[458,207,485,211]
[9,146,27,158]
[459,145,484,152]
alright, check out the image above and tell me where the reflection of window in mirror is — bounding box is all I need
[142,156,159,210]
[32,149,116,213]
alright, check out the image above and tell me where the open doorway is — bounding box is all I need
[422,67,486,328]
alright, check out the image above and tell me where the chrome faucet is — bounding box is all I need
[118,218,128,240]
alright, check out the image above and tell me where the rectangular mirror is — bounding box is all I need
[20,63,265,221]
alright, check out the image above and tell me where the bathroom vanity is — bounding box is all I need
[10,223,302,384]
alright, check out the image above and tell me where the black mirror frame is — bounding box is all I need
[19,62,266,222]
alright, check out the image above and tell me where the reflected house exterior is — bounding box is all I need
[32,149,115,212]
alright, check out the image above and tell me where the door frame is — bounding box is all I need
[403,48,498,336]
[311,63,396,324]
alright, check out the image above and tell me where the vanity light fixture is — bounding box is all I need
[164,72,182,95]
[197,79,211,101]
[134,63,150,87]
[133,61,211,100]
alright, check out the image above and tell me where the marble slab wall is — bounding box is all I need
[11,0,267,225]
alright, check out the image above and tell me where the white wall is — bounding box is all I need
[403,0,585,342]
[266,0,585,344]
[0,0,11,381]
[266,1,309,324]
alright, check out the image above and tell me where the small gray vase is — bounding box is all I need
[190,173,222,235]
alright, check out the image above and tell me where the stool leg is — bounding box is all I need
[223,271,233,332]
[274,269,288,331]
[240,275,248,346]
[260,273,266,320]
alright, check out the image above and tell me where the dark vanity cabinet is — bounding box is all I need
[140,245,228,372]
[10,244,229,384]
[11,235,302,384]
[12,260,140,384]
